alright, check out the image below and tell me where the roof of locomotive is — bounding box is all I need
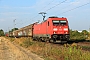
[39,16,67,24]
[48,16,67,20]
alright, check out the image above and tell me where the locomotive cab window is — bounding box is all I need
[60,20,67,25]
[53,20,67,25]
[53,20,59,25]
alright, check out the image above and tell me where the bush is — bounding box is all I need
[22,38,33,48]
[70,30,88,40]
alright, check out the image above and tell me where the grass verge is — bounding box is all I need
[6,37,90,60]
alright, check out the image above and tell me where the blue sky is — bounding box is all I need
[0,0,90,32]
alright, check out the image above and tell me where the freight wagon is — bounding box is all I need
[9,24,33,37]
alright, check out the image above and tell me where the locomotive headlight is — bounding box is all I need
[54,32,56,34]
[64,28,68,31]
[65,32,68,34]
[64,31,68,34]
[53,28,58,31]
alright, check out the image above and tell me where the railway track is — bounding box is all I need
[77,42,90,51]
[41,40,90,51]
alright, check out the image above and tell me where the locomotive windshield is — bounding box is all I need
[53,20,67,25]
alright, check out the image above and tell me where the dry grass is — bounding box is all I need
[6,37,90,60]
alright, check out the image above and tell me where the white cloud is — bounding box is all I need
[0,12,31,16]
[0,19,5,22]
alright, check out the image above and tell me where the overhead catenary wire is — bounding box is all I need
[52,0,81,15]
[18,0,55,25]
[27,0,67,22]
[17,0,90,28]
[29,0,67,22]
[8,0,68,30]
[31,1,90,23]
[40,0,55,11]
[58,2,90,15]
[30,0,55,19]
[44,0,67,12]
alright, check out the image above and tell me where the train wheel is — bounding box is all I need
[53,39,56,43]
[32,38,36,41]
[38,38,42,42]
[49,39,53,43]
[49,40,51,43]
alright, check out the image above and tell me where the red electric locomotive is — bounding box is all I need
[33,16,70,43]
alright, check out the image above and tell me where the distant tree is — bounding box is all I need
[81,30,89,38]
[0,29,4,36]
[70,30,80,40]
[9,28,18,32]
[81,30,89,35]
[70,29,87,40]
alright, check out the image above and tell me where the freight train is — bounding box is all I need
[8,16,70,43]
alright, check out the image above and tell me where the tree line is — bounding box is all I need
[0,28,18,36]
[70,30,89,40]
